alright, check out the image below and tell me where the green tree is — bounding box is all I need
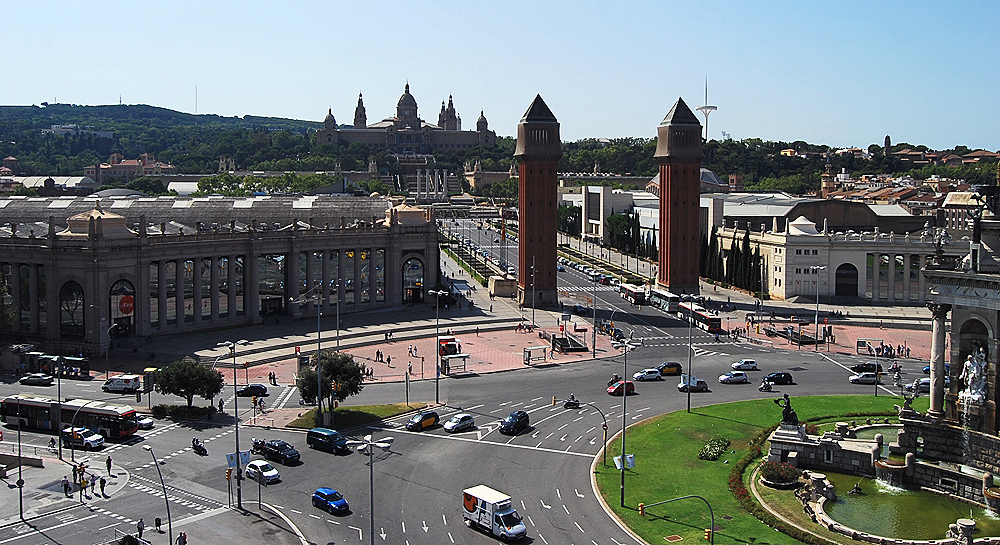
[296,351,366,408]
[557,205,581,237]
[154,358,225,407]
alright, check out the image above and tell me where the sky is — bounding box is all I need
[4,1,999,150]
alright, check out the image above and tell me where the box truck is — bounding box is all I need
[462,485,527,541]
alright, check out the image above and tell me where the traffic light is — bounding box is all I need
[251,396,258,407]
[704,529,713,541]
[226,468,233,481]
[638,503,645,517]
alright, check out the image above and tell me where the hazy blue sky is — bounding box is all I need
[5,1,998,150]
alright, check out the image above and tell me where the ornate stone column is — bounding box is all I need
[887,254,896,302]
[28,264,39,333]
[192,258,203,323]
[918,255,927,303]
[927,302,952,418]
[10,263,21,333]
[872,253,881,300]
[902,254,911,302]
[175,259,185,327]
[321,250,331,311]
[210,256,220,321]
[157,261,168,329]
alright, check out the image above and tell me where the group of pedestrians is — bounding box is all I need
[61,457,112,499]
[267,371,279,385]
[136,517,187,544]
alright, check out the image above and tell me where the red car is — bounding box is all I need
[607,380,635,396]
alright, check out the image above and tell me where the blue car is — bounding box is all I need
[922,364,950,375]
[312,487,350,514]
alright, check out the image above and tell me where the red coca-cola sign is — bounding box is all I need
[119,295,134,315]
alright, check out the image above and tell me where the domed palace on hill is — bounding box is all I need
[314,84,496,154]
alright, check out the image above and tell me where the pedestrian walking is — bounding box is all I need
[62,476,70,497]
[476,327,480,337]
[90,474,97,495]
[407,344,412,356]
[80,475,88,498]
[408,362,412,375]
[489,304,493,313]
[386,355,392,367]
[106,456,113,475]
[413,346,417,356]
[219,398,224,413]
[99,476,107,496]
[155,517,162,533]
[137,518,144,539]
[176,531,187,545]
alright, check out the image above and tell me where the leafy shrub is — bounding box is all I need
[151,404,167,417]
[150,404,216,420]
[118,535,139,545]
[698,437,731,460]
[804,423,820,435]
[760,461,800,483]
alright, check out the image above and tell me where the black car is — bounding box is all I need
[763,372,794,385]
[499,410,529,435]
[850,362,883,373]
[237,383,268,397]
[405,411,439,431]
[252,439,300,464]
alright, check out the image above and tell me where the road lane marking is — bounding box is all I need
[327,519,340,525]
[576,489,585,498]
[556,489,561,500]
[538,532,549,544]
[574,521,584,532]
[586,426,596,433]
[368,425,593,458]
[98,523,122,531]
[0,514,98,543]
[448,531,454,543]
[527,515,534,526]
[309,514,320,519]
[348,525,362,540]
[540,499,551,509]
[401,521,406,533]
[442,514,448,525]
[563,505,571,515]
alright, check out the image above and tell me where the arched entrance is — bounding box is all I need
[957,317,990,367]
[402,258,424,304]
[59,281,85,339]
[835,263,859,297]
[109,279,136,340]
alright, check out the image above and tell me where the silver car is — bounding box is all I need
[443,413,475,433]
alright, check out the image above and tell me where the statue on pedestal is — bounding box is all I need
[959,350,989,405]
[775,393,798,426]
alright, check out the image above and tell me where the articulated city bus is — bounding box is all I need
[678,301,725,333]
[1,395,139,440]
[647,288,679,313]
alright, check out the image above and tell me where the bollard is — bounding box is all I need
[639,502,645,516]
[552,396,556,406]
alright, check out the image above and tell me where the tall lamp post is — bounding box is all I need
[530,255,536,328]
[810,266,826,352]
[611,336,643,507]
[683,295,695,413]
[291,286,326,421]
[217,339,249,509]
[346,434,394,545]
[143,445,172,545]
[428,290,448,404]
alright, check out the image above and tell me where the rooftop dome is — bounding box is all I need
[787,215,821,236]
[397,83,417,110]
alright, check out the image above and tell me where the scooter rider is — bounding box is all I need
[759,378,772,392]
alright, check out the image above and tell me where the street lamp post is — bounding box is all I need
[563,397,609,467]
[612,336,643,508]
[530,255,536,328]
[291,288,325,422]
[810,266,826,352]
[218,339,249,510]
[346,434,394,545]
[684,295,694,413]
[429,290,448,404]
[16,399,24,520]
[143,445,172,545]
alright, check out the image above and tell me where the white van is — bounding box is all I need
[102,374,142,393]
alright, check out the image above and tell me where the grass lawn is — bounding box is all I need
[288,402,425,429]
[595,395,930,545]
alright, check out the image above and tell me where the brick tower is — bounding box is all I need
[515,95,561,308]
[655,98,703,294]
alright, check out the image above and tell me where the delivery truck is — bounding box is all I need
[462,485,527,541]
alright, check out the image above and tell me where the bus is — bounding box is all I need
[1,395,139,440]
[678,301,725,334]
[647,288,679,313]
[619,284,646,305]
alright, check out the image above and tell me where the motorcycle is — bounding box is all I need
[251,438,264,454]
[192,438,208,456]
[564,398,580,409]
[607,375,621,387]
[758,380,772,392]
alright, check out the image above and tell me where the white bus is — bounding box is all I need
[648,288,679,313]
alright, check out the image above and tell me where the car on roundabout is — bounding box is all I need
[443,413,475,433]
[312,487,350,514]
[405,411,440,431]
[237,383,268,397]
[849,372,882,385]
[245,460,280,484]
[763,372,794,385]
[731,359,758,371]
[18,373,54,386]
[632,369,662,382]
[922,364,950,375]
[850,362,883,373]
[656,362,684,376]
[607,380,635,396]
[677,375,709,392]
[137,415,155,430]
[718,371,749,384]
[499,410,530,435]
[906,376,950,393]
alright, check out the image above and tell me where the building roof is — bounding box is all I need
[660,97,700,126]
[12,176,97,188]
[866,203,913,216]
[521,95,557,123]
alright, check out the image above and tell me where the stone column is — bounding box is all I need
[927,302,952,418]
[227,256,237,320]
[887,254,895,302]
[289,251,301,317]
[175,259,186,327]
[157,261,168,328]
[247,250,261,322]
[321,250,331,311]
[28,264,39,333]
[10,263,20,332]
[305,251,315,313]
[192,258,203,323]
[918,255,927,303]
[210,256,220,321]
[45,258,58,341]
[338,249,346,306]
[872,253,881,300]
[902,254,911,302]
[354,248,362,305]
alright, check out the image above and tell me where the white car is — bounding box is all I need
[718,371,749,384]
[849,372,882,385]
[137,416,155,430]
[245,460,281,484]
[632,369,663,382]
[731,359,758,371]
[443,413,475,433]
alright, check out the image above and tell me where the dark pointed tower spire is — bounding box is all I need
[354,92,366,128]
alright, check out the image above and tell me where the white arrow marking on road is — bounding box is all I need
[349,526,363,540]
[556,489,561,500]
[559,434,567,441]
[540,499,551,509]
[611,537,625,545]
[423,521,429,533]
[380,527,386,540]
[589,437,597,445]
[576,489,585,498]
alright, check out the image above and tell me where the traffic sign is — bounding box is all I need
[119,295,134,315]
[602,423,608,431]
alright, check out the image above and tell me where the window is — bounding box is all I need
[796,268,802,274]
[795,249,802,255]
[812,250,819,255]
